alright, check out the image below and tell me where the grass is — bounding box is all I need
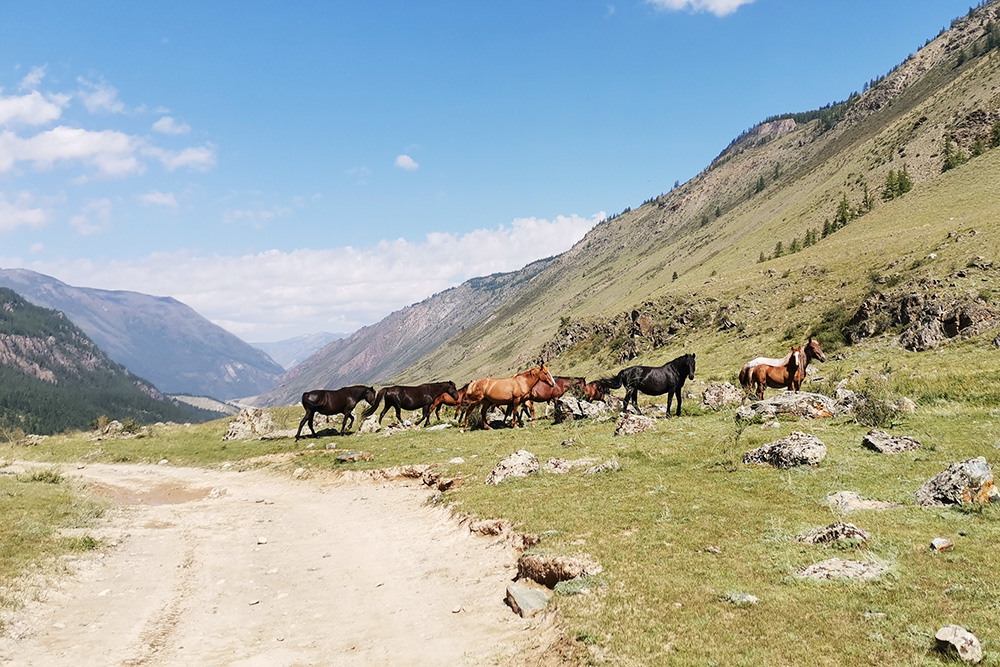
[2,341,999,664]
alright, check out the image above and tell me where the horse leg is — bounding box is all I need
[419,405,431,427]
[295,409,313,441]
[665,393,673,419]
[394,404,403,424]
[378,404,391,425]
[480,403,492,430]
[627,387,641,415]
[674,389,682,418]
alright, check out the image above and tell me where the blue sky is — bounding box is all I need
[0,0,976,341]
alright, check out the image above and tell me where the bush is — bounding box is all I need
[853,375,897,428]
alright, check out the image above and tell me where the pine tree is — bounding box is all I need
[758,251,767,263]
[882,170,898,201]
[861,182,874,212]
[897,165,913,194]
[672,271,678,281]
[822,219,832,238]
[789,237,801,254]
[942,135,968,172]
[972,136,986,157]
[991,120,1000,148]
[835,194,851,227]
[774,241,784,258]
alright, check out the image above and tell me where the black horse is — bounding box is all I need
[599,353,696,417]
[295,385,376,439]
[361,381,460,427]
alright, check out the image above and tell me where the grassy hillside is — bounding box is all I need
[395,4,1000,388]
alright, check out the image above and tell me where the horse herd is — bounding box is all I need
[293,339,826,440]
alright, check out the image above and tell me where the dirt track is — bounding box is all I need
[0,463,553,666]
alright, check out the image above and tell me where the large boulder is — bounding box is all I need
[797,522,868,545]
[223,408,277,441]
[553,396,615,423]
[613,413,657,436]
[915,457,1000,506]
[746,392,844,419]
[485,450,539,485]
[935,625,982,664]
[743,431,826,468]
[861,429,922,454]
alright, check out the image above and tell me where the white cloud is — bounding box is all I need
[77,77,126,114]
[223,203,293,229]
[19,66,47,91]
[137,190,178,208]
[0,90,70,127]
[646,0,755,16]
[145,144,216,171]
[69,198,112,235]
[0,126,142,176]
[152,116,191,135]
[26,213,603,341]
[0,192,50,232]
[394,154,419,171]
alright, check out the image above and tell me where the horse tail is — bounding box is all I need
[598,372,624,391]
[360,388,385,421]
[738,365,751,391]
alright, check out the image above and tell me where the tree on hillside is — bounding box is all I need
[897,165,913,195]
[882,170,899,201]
[942,135,968,172]
[834,193,851,228]
[991,120,1000,148]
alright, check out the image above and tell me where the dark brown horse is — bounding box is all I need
[511,376,585,423]
[740,338,826,399]
[295,385,376,439]
[361,381,459,427]
[461,365,556,429]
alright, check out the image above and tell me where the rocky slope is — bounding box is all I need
[0,269,284,400]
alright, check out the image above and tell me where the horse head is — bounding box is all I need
[363,386,377,404]
[805,338,826,362]
[445,381,460,401]
[686,353,696,380]
[538,364,555,387]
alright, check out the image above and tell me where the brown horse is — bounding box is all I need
[430,383,467,421]
[295,385,376,439]
[361,381,459,427]
[461,365,556,429]
[742,339,826,399]
[747,347,801,400]
[582,380,606,402]
[511,376,585,423]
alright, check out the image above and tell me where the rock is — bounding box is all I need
[930,537,955,552]
[223,408,277,441]
[292,467,306,479]
[861,429,922,454]
[826,491,901,513]
[892,397,917,414]
[797,522,868,545]
[915,457,1000,506]
[743,431,826,468]
[449,457,465,464]
[517,553,602,588]
[505,582,549,618]
[584,460,621,475]
[356,416,381,434]
[746,392,843,419]
[553,396,614,423]
[735,405,755,420]
[701,382,744,410]
[380,421,417,436]
[935,625,982,664]
[543,457,599,474]
[485,450,539,485]
[335,451,374,463]
[426,423,452,431]
[795,558,885,581]
[613,413,657,436]
[721,592,759,607]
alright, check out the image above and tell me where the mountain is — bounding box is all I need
[250,332,346,370]
[379,3,1000,384]
[249,258,554,407]
[0,269,285,400]
[0,287,211,435]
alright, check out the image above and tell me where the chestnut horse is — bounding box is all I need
[746,347,801,401]
[430,383,468,421]
[511,376,586,424]
[582,380,606,402]
[461,365,556,429]
[361,381,460,427]
[740,338,826,399]
[295,384,376,439]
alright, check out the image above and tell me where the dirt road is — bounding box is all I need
[0,463,552,666]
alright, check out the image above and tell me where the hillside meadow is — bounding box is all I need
[3,333,1000,665]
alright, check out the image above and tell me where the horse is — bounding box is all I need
[509,376,585,424]
[739,338,826,398]
[430,383,468,421]
[746,346,802,401]
[582,380,606,402]
[295,384,376,439]
[361,381,459,427]
[598,353,696,417]
[461,365,556,429]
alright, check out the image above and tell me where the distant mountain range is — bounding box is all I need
[0,287,211,434]
[251,332,345,370]
[0,268,285,401]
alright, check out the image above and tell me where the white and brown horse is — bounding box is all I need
[739,338,826,400]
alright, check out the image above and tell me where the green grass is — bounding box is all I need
[3,348,999,663]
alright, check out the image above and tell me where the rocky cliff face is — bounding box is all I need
[0,269,284,400]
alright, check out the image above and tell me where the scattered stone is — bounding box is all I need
[701,382,744,410]
[257,536,268,545]
[743,431,826,468]
[485,450,539,485]
[761,421,780,429]
[561,438,576,447]
[797,522,868,545]
[721,592,759,607]
[827,491,901,513]
[861,429,922,455]
[380,421,417,437]
[356,416,381,434]
[935,625,982,664]
[796,558,885,580]
[613,413,657,436]
[931,537,955,552]
[426,423,453,431]
[915,457,1000,506]
[448,457,465,464]
[324,443,338,450]
[157,459,168,465]
[864,610,886,622]
[746,392,844,419]
[892,397,917,414]
[705,546,722,554]
[517,553,602,588]
[223,408,278,441]
[292,467,306,479]
[584,460,621,475]
[553,396,614,423]
[505,582,549,618]
[543,457,599,474]
[335,451,374,463]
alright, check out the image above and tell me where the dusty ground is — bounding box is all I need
[0,463,559,666]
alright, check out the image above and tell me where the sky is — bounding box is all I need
[0,0,978,343]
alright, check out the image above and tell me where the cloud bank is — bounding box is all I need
[647,0,755,17]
